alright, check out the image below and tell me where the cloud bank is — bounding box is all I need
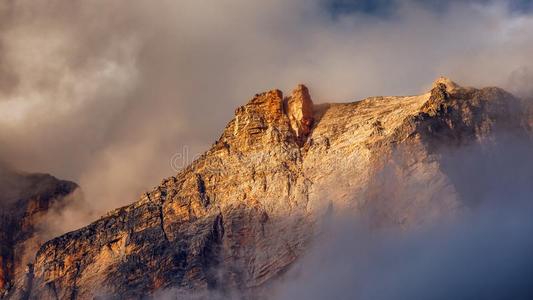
[1,0,533,230]
[273,204,533,300]
[272,134,533,300]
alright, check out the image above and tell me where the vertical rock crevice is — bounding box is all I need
[196,174,210,208]
[158,204,170,244]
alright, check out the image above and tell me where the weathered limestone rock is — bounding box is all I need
[4,79,531,299]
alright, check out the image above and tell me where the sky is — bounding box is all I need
[1,0,533,230]
[327,0,533,15]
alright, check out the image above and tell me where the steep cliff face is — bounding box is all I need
[0,166,77,298]
[21,78,532,299]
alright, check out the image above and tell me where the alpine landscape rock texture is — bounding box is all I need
[1,77,532,299]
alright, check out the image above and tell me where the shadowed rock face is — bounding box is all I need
[8,79,532,299]
[0,166,77,298]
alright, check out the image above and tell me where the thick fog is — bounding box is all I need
[272,203,533,300]
[272,134,533,300]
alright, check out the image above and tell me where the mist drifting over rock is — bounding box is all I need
[1,1,533,299]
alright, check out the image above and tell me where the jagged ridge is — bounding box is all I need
[16,78,533,299]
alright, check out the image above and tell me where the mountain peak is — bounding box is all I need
[227,85,315,149]
[19,81,533,299]
[432,76,459,92]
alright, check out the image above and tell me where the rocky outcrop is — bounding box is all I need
[0,166,77,298]
[285,84,314,144]
[12,79,533,299]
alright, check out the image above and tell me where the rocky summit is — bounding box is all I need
[1,78,532,299]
